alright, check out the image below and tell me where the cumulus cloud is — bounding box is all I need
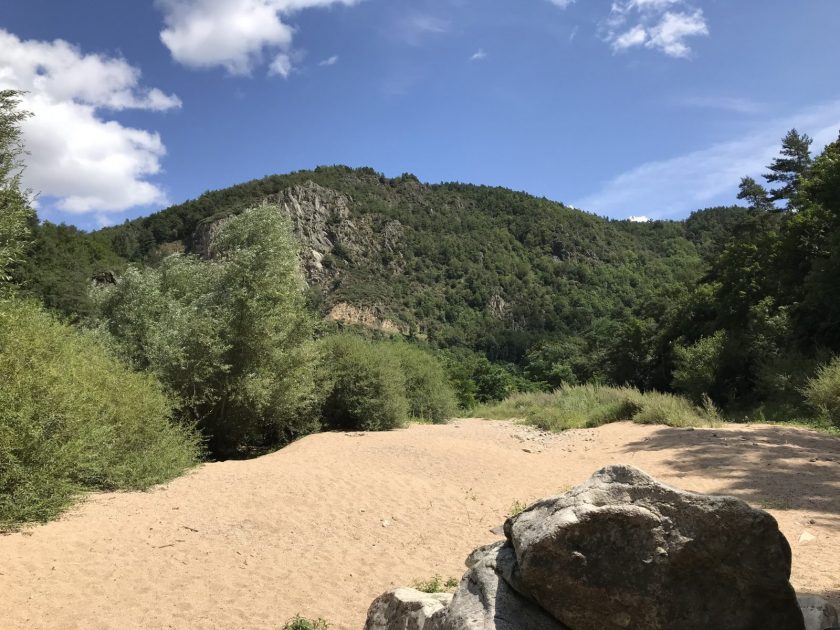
[156,0,360,76]
[606,0,708,58]
[0,29,180,215]
[576,100,840,219]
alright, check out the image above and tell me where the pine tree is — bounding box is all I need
[737,176,774,211]
[763,128,813,210]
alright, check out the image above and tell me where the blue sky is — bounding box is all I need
[2,0,840,230]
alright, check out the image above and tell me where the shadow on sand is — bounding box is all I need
[621,424,840,527]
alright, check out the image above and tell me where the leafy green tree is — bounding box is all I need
[671,331,726,402]
[764,128,813,210]
[0,90,34,287]
[95,206,319,456]
[737,176,773,212]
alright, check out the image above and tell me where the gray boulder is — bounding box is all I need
[798,594,840,630]
[504,464,805,630]
[364,588,451,630]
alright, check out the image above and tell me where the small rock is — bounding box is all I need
[797,593,839,630]
[798,530,817,544]
[381,519,392,528]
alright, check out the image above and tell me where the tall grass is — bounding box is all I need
[803,356,840,427]
[0,299,200,530]
[474,383,721,431]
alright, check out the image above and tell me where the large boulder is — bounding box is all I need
[364,464,809,630]
[504,464,805,630]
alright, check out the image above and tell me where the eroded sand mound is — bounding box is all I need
[1,420,838,629]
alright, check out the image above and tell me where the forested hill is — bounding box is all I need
[20,166,733,364]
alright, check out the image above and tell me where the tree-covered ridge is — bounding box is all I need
[73,167,712,367]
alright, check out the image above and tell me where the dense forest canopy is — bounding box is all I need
[10,118,840,422]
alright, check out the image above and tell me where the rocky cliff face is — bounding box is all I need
[193,181,407,332]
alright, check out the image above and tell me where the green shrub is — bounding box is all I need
[319,335,408,431]
[386,342,456,423]
[803,356,840,426]
[0,299,199,529]
[282,616,329,630]
[475,384,719,432]
[413,575,459,593]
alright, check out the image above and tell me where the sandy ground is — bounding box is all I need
[1,419,838,629]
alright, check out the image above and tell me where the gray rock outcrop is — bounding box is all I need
[365,464,811,630]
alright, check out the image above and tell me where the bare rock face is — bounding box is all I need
[797,594,839,630]
[504,464,804,630]
[364,588,451,630]
[364,464,809,630]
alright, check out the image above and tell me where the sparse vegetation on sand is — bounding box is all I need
[413,575,459,593]
[474,384,722,432]
[282,615,330,630]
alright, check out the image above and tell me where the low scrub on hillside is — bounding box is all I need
[474,384,721,431]
[0,299,199,530]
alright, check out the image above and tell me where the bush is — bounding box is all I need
[282,616,329,630]
[0,299,199,529]
[319,335,408,431]
[475,384,719,432]
[95,206,320,457]
[386,342,456,423]
[803,356,840,426]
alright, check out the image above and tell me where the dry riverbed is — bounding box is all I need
[1,419,838,629]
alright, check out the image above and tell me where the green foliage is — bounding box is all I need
[282,615,330,630]
[475,384,720,432]
[0,298,199,529]
[803,357,840,427]
[671,331,726,402]
[386,342,457,423]
[319,334,408,431]
[764,128,813,209]
[0,90,34,288]
[413,575,459,593]
[95,206,319,457]
[507,499,528,517]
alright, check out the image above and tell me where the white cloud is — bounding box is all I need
[628,215,651,222]
[268,53,293,77]
[547,0,575,7]
[576,101,840,219]
[606,0,708,58]
[469,49,487,62]
[0,29,180,215]
[156,0,360,76]
[319,55,339,66]
[646,10,708,57]
[613,25,648,51]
